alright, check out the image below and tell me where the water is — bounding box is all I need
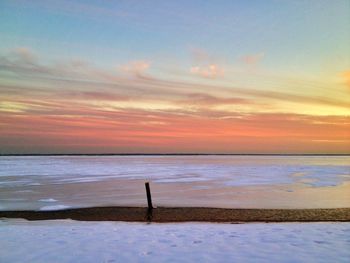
[0,155,349,210]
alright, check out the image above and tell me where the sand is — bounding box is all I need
[1,206,350,222]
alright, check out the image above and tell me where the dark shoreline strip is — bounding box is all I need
[1,153,349,156]
[1,207,350,222]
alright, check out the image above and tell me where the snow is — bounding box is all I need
[0,220,349,263]
[39,205,70,211]
[38,198,57,202]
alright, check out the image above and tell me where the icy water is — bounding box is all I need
[0,155,349,210]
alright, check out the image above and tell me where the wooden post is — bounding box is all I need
[145,182,153,222]
[145,182,153,210]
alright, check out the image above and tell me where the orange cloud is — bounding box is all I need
[340,70,350,89]
[1,99,349,154]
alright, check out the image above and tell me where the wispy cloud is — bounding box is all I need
[190,64,224,78]
[189,48,225,79]
[191,48,212,63]
[119,60,151,76]
[178,93,249,107]
[0,101,29,113]
[241,52,265,66]
[59,91,130,102]
[1,104,349,153]
[1,47,349,114]
[11,47,37,64]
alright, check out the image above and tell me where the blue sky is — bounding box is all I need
[1,0,349,72]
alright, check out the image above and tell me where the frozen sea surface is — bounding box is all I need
[0,220,349,263]
[0,155,349,210]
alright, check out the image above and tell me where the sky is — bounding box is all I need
[0,0,349,154]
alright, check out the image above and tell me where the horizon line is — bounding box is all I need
[1,153,349,156]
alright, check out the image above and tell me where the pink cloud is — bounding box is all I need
[180,93,249,106]
[1,107,349,154]
[189,47,224,79]
[190,64,224,78]
[120,60,150,76]
[241,52,265,65]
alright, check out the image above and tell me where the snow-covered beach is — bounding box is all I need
[1,220,350,263]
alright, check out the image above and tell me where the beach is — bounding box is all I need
[1,220,350,263]
[1,206,350,222]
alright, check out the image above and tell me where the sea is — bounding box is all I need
[0,155,349,211]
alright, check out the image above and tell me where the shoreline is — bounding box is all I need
[1,207,350,223]
[1,153,349,156]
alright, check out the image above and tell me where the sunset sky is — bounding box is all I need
[0,0,349,154]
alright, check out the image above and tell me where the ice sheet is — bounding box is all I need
[1,156,349,187]
[0,156,349,210]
